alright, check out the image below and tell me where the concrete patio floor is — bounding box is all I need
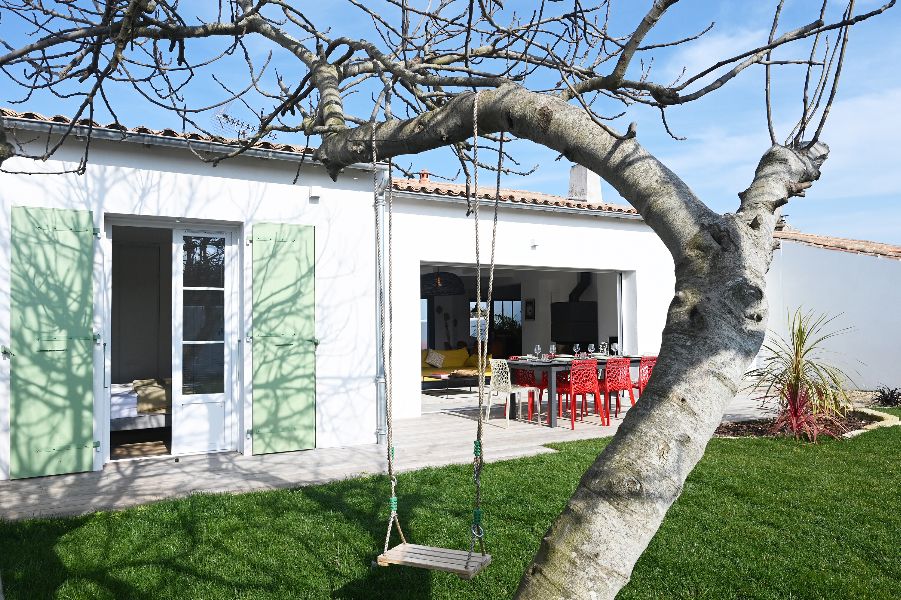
[0,390,769,521]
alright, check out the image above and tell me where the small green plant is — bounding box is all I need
[493,313,522,336]
[748,309,852,442]
[873,386,901,407]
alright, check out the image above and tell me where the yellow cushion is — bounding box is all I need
[464,353,491,367]
[437,348,469,368]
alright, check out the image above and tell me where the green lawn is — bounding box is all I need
[2,415,899,600]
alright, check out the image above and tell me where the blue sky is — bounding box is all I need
[3,1,899,243]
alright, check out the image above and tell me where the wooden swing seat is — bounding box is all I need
[377,543,492,579]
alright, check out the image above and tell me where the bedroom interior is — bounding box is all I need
[110,225,173,460]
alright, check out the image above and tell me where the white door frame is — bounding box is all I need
[98,217,241,466]
[171,228,238,455]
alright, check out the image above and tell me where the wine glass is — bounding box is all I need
[572,343,580,356]
[599,342,609,356]
[533,344,541,357]
[549,343,557,356]
[588,343,596,355]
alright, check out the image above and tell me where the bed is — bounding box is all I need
[110,381,172,431]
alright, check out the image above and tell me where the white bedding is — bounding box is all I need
[110,383,139,420]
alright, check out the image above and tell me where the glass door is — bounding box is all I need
[171,230,232,455]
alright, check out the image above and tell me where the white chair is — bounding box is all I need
[486,359,537,427]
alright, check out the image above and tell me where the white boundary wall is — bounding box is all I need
[390,195,675,419]
[766,240,901,390]
[0,137,378,480]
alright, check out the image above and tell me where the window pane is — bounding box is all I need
[184,290,224,341]
[183,236,225,288]
[513,301,522,323]
[183,343,224,394]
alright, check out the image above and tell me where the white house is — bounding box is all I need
[389,168,675,418]
[768,227,901,390]
[0,109,378,480]
[1,108,897,483]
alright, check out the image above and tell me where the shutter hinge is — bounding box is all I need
[92,440,101,449]
[92,227,101,239]
[245,429,253,438]
[1,345,14,359]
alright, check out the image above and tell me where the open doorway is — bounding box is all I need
[109,226,172,460]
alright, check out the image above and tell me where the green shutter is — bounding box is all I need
[10,207,95,479]
[252,223,316,454]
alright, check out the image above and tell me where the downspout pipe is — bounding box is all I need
[374,165,390,446]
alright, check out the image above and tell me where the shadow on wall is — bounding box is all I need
[9,207,95,479]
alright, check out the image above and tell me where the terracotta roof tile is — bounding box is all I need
[0,107,314,156]
[774,229,901,260]
[8,109,896,255]
[392,178,637,215]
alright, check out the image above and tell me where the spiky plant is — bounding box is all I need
[748,310,853,442]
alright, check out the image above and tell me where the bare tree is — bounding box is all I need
[0,1,894,598]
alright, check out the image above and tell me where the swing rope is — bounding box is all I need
[374,90,502,576]
[373,126,406,555]
[470,89,503,558]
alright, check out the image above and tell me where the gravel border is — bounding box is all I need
[842,408,901,438]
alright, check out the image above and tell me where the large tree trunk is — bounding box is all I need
[317,85,828,600]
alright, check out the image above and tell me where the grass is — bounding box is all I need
[1,420,900,599]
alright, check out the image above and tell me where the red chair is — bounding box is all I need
[511,369,566,423]
[543,371,571,426]
[601,357,635,419]
[634,356,657,399]
[563,359,605,430]
[512,369,542,422]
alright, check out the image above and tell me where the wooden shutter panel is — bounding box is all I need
[251,223,316,454]
[10,207,96,478]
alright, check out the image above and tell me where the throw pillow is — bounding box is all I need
[425,349,445,368]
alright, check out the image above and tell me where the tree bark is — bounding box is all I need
[317,85,828,600]
[0,127,13,166]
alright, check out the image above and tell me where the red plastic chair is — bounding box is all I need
[563,359,605,430]
[512,369,542,422]
[634,356,657,399]
[601,357,635,419]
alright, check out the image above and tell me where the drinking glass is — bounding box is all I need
[588,343,596,354]
[599,342,608,356]
[533,344,541,357]
[573,343,580,355]
[549,343,557,355]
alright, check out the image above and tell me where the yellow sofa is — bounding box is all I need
[421,348,491,383]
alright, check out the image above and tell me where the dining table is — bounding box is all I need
[506,355,642,428]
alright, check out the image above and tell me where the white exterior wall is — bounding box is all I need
[391,195,675,419]
[0,137,378,480]
[766,241,901,390]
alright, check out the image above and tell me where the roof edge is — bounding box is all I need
[775,229,901,260]
[1,108,372,172]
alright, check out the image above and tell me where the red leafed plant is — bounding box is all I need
[748,310,852,442]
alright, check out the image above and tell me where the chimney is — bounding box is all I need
[568,164,603,204]
[419,169,430,183]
